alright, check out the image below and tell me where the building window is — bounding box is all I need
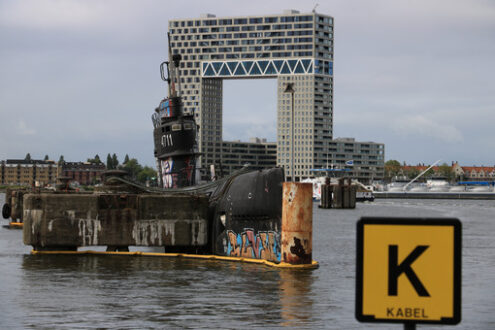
[203,20,217,26]
[234,18,247,25]
[249,17,262,24]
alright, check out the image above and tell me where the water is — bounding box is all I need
[1,193,494,329]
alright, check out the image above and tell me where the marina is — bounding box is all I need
[375,191,495,200]
[1,193,494,328]
[377,179,495,200]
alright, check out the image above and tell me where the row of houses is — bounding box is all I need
[0,159,106,186]
[400,162,495,182]
[452,163,495,181]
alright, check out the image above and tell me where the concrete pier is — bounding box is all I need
[23,193,209,251]
[319,178,357,209]
[14,168,319,268]
[4,188,27,222]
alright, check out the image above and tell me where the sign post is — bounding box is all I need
[356,217,461,328]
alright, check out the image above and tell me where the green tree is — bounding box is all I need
[122,158,142,180]
[137,166,157,184]
[112,154,119,169]
[384,160,402,181]
[58,155,65,163]
[124,154,130,165]
[87,154,102,164]
[423,167,435,179]
[404,167,421,180]
[106,153,113,169]
[44,155,49,161]
[25,153,31,161]
[437,163,454,182]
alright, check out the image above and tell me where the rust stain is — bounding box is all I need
[288,237,312,264]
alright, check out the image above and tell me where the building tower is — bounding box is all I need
[168,10,334,181]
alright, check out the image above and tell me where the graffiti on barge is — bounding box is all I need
[226,229,281,262]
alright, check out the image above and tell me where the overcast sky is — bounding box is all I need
[1,0,494,167]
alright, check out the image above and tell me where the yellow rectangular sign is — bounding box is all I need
[356,217,461,325]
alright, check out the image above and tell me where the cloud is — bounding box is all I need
[223,79,277,142]
[0,0,494,166]
[223,121,277,142]
[0,0,106,30]
[392,115,463,143]
[17,120,36,136]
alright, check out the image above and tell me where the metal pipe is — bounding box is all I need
[284,83,295,182]
[291,90,294,182]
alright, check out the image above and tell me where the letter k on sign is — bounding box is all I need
[388,245,429,297]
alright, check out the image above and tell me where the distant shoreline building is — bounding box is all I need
[58,162,106,186]
[0,159,106,187]
[168,10,384,183]
[327,138,384,182]
[220,137,277,174]
[453,162,495,181]
[0,159,57,186]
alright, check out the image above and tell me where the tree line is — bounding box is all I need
[23,153,157,185]
[98,153,157,184]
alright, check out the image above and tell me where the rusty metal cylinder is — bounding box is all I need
[281,182,313,264]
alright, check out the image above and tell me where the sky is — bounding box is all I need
[1,0,494,167]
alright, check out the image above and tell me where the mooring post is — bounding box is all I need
[281,182,313,264]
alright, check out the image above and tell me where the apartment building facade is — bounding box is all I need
[168,10,383,181]
[0,159,57,186]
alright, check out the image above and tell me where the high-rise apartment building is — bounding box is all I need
[168,10,383,182]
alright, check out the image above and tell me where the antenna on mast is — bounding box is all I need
[159,33,182,98]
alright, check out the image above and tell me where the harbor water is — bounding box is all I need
[0,193,494,329]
